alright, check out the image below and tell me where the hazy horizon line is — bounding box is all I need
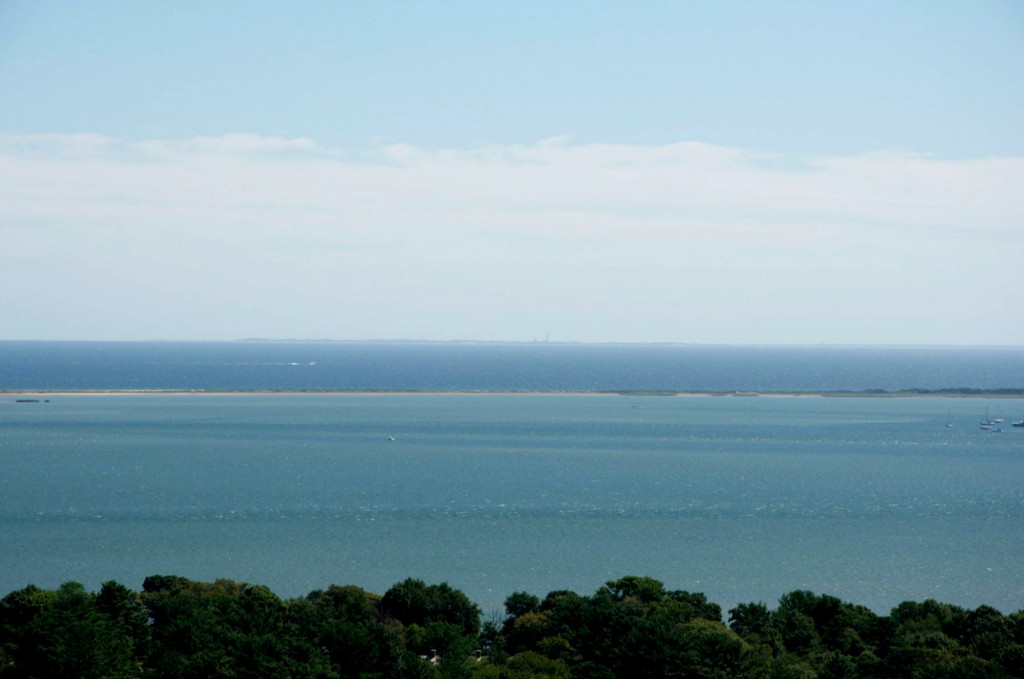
[2,338,1023,350]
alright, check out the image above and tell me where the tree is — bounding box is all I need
[773,592,821,655]
[730,601,782,654]
[0,582,137,679]
[380,579,481,637]
[601,575,666,603]
[730,602,773,639]
[141,576,336,678]
[503,592,540,619]
[96,580,151,666]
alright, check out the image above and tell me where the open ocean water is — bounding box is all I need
[1,341,1023,616]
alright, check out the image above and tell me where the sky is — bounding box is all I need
[1,1,1022,345]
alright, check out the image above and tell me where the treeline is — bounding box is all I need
[1,575,1022,678]
[836,388,1024,396]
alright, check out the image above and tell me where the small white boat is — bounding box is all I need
[980,407,994,428]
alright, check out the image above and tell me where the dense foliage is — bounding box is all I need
[1,575,1021,678]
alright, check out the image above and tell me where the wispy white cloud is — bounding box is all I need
[135,133,316,157]
[3,133,1020,236]
[0,133,1021,343]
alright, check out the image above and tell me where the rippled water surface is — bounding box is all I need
[2,392,1022,614]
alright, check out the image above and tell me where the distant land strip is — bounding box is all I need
[2,388,1024,398]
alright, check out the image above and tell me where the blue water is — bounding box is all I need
[2,340,1024,392]
[2,382,1022,615]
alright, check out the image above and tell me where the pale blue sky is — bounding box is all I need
[1,1,1022,344]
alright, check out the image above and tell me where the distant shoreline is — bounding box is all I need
[3,388,1023,398]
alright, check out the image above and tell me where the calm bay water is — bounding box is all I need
[1,342,1023,615]
[2,340,1024,392]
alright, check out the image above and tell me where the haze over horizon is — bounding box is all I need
[2,2,1022,346]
